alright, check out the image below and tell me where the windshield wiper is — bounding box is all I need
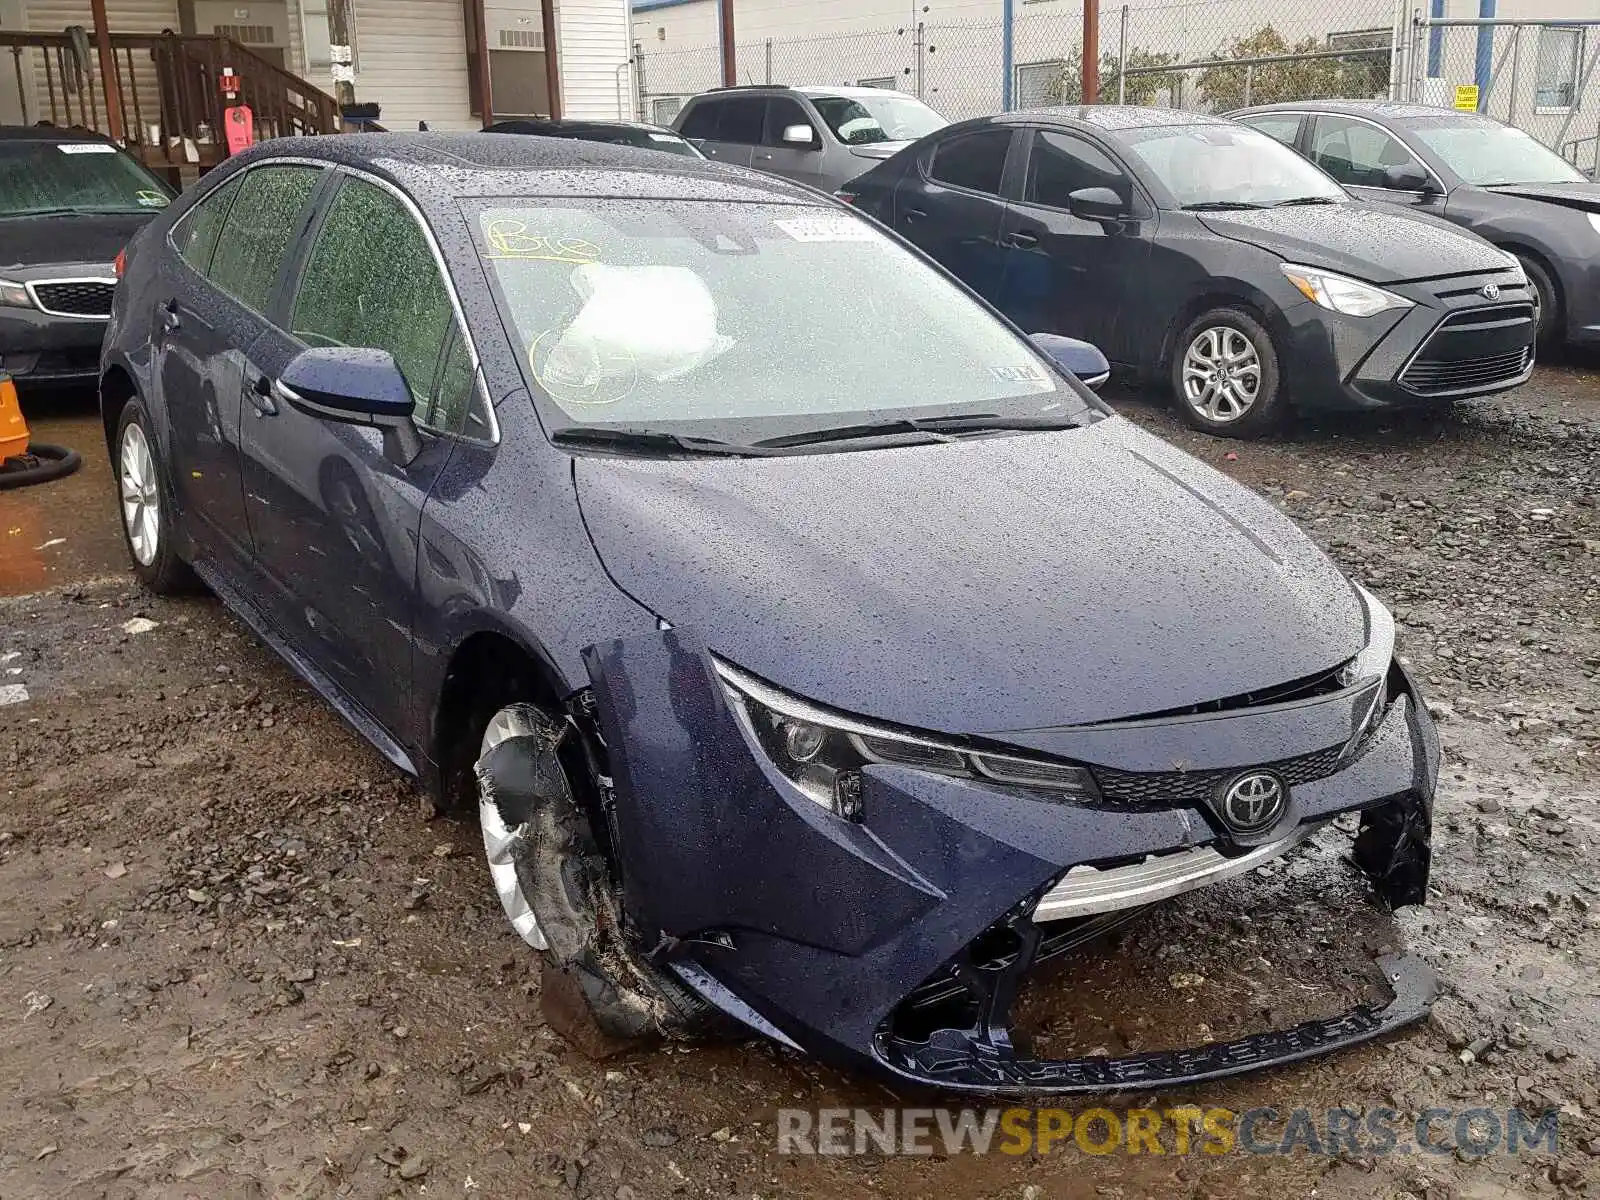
[1273,196,1341,206]
[550,426,768,458]
[1181,201,1266,211]
[754,412,1080,449]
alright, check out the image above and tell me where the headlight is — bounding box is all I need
[0,279,33,309]
[1280,264,1413,318]
[1587,212,1600,237]
[715,659,1098,820]
[1338,583,1396,757]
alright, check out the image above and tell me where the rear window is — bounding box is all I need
[0,140,171,216]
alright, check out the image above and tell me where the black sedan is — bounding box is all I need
[844,107,1535,437]
[0,125,173,387]
[1232,101,1600,350]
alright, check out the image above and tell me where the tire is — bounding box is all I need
[474,701,722,1051]
[1170,307,1285,439]
[113,399,197,594]
[1514,255,1561,350]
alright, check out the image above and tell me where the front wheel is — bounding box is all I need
[475,702,720,1052]
[1170,308,1285,439]
[1514,255,1560,349]
[114,399,197,593]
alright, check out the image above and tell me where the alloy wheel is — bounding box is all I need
[119,421,160,566]
[478,705,549,950]
[1181,325,1262,424]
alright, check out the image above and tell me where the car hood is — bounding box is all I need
[574,417,1364,735]
[1484,180,1600,213]
[0,211,157,272]
[849,141,912,160]
[1197,203,1504,283]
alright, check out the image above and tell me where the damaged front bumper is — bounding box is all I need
[577,628,1438,1095]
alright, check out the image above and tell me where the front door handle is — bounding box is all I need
[247,374,278,417]
[902,207,927,223]
[1005,231,1040,248]
[160,301,181,333]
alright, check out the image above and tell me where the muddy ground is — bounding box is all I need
[1,367,1597,1200]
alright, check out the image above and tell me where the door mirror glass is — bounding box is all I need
[782,123,817,147]
[278,346,423,463]
[1383,161,1434,192]
[1067,186,1126,223]
[1029,333,1110,390]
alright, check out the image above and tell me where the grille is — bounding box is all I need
[30,280,114,318]
[1402,347,1529,395]
[1090,743,1345,808]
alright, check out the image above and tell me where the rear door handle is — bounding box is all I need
[1005,231,1040,248]
[160,300,181,333]
[902,207,927,223]
[247,374,278,417]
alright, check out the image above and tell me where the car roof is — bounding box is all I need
[702,84,920,101]
[1232,99,1470,122]
[992,105,1232,132]
[490,118,682,136]
[0,123,119,143]
[220,131,824,206]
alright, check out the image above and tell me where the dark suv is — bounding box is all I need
[672,85,946,191]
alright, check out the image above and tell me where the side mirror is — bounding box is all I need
[781,123,817,148]
[1382,162,1435,193]
[1067,186,1127,224]
[276,346,422,466]
[1029,333,1110,390]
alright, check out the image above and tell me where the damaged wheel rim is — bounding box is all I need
[478,706,549,951]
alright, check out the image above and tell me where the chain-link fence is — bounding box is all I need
[636,0,1399,127]
[1402,19,1600,175]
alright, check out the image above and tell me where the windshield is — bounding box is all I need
[1123,124,1348,208]
[809,94,946,145]
[472,199,1089,448]
[0,140,171,216]
[1406,119,1585,186]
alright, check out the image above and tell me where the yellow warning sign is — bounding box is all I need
[1453,84,1480,111]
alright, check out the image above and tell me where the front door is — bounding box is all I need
[239,172,477,734]
[754,95,824,188]
[1306,114,1445,213]
[994,128,1153,360]
[891,125,1016,305]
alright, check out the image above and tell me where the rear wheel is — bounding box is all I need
[114,399,196,594]
[474,701,719,1051]
[1170,307,1284,438]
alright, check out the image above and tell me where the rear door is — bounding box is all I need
[239,171,484,735]
[754,95,824,188]
[679,95,761,169]
[155,163,322,572]
[890,125,1018,304]
[994,127,1154,357]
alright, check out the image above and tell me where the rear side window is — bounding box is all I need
[172,174,242,276]
[208,165,320,313]
[290,176,470,433]
[714,96,766,145]
[1240,113,1303,148]
[927,128,1012,195]
[678,100,721,140]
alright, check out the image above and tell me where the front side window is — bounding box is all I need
[1406,115,1586,186]
[472,200,1087,448]
[291,176,469,432]
[1024,131,1130,208]
[1122,123,1347,208]
[809,93,946,144]
[0,139,171,217]
[209,164,321,314]
[173,174,242,276]
[927,128,1012,195]
[1535,26,1583,109]
[1308,116,1418,188]
[763,97,815,148]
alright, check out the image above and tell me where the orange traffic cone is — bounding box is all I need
[0,373,26,463]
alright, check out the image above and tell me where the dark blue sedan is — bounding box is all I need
[101,133,1437,1094]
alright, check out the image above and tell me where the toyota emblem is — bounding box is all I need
[1220,771,1287,833]
[1481,283,1500,301]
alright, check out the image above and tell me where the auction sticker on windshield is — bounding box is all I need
[58,143,117,154]
[774,214,877,243]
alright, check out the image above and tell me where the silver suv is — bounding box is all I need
[672,85,947,192]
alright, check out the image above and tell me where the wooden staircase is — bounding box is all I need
[0,30,346,177]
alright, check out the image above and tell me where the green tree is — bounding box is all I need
[1044,47,1181,107]
[1197,25,1386,112]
